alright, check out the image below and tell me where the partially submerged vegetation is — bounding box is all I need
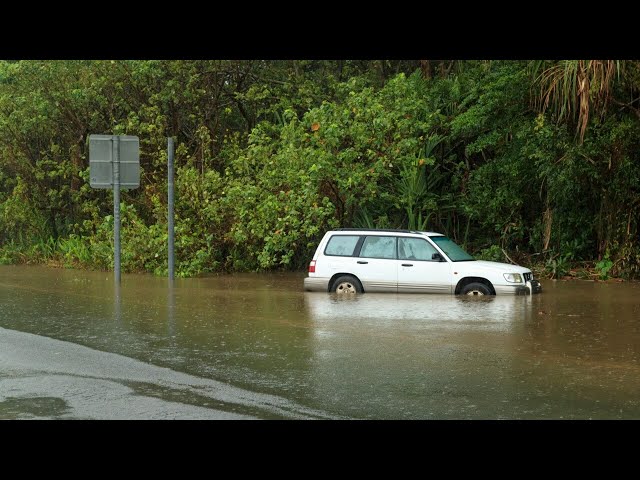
[1,60,639,279]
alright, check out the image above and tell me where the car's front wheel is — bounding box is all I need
[331,275,362,294]
[460,282,492,296]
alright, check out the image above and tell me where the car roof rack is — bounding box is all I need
[334,228,421,234]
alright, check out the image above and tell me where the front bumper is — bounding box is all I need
[495,279,542,295]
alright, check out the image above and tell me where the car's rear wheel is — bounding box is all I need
[331,275,362,294]
[461,282,491,296]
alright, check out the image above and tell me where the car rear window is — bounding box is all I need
[324,235,360,257]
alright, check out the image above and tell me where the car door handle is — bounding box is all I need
[357,261,368,264]
[402,263,413,267]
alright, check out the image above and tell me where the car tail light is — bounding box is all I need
[308,260,316,273]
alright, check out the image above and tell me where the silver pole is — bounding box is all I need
[168,137,175,280]
[113,136,121,284]
[167,282,175,337]
[114,281,122,324]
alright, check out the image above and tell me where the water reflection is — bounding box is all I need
[167,282,176,339]
[305,292,536,332]
[302,286,640,419]
[303,293,540,418]
[114,282,122,325]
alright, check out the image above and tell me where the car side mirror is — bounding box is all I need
[432,253,444,262]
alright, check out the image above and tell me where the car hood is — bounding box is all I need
[454,260,530,275]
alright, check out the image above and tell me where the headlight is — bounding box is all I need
[503,273,523,283]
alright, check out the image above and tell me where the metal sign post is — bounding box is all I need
[112,136,121,283]
[89,135,140,284]
[168,137,175,281]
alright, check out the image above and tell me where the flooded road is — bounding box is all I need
[1,265,640,419]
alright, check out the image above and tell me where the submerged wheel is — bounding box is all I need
[331,275,362,294]
[461,282,491,296]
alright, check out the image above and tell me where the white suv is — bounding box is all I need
[303,229,542,295]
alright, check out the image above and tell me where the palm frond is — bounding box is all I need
[532,60,621,143]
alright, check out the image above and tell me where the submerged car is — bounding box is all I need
[303,229,542,295]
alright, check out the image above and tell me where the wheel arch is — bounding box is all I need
[455,277,495,295]
[328,273,364,293]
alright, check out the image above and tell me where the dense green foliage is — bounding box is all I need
[1,60,639,278]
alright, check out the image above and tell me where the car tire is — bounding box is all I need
[460,282,492,296]
[331,275,363,294]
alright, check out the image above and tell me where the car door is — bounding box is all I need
[397,236,453,293]
[351,235,398,292]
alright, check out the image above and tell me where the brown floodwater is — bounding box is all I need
[1,264,639,419]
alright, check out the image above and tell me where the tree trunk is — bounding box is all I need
[420,60,432,80]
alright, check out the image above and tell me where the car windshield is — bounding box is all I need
[429,236,475,262]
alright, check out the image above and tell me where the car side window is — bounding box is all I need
[398,237,439,261]
[324,235,360,256]
[360,236,397,259]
